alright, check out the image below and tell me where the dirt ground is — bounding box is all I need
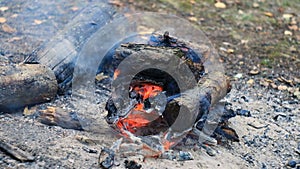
[0,0,299,169]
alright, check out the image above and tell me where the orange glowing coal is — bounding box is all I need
[116,83,163,134]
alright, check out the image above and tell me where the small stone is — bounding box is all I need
[278,85,288,91]
[284,30,293,36]
[227,48,234,53]
[270,83,277,89]
[215,2,226,9]
[283,14,293,20]
[234,73,243,79]
[34,19,43,25]
[0,6,9,12]
[249,70,260,75]
[178,151,194,161]
[0,17,6,23]
[247,79,254,85]
[294,91,300,99]
[287,160,297,168]
[289,46,297,52]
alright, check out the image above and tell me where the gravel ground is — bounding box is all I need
[0,0,299,169]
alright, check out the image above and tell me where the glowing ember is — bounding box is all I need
[116,82,163,134]
[113,69,120,80]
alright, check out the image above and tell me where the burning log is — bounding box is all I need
[0,64,57,112]
[104,32,235,156]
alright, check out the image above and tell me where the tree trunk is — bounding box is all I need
[0,64,57,112]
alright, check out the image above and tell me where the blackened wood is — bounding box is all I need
[0,64,57,112]
[24,4,116,93]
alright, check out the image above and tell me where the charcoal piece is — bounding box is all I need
[236,109,251,117]
[99,147,115,169]
[178,151,194,161]
[124,160,142,169]
[214,125,239,142]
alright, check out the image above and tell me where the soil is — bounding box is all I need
[0,0,299,169]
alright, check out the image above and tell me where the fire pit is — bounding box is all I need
[102,31,232,156]
[70,13,237,161]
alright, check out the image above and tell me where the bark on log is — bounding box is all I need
[0,64,58,112]
[24,4,115,93]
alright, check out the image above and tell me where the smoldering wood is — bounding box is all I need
[24,4,116,93]
[0,64,58,112]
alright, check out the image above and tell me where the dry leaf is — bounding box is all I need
[108,0,123,7]
[34,19,43,25]
[8,37,21,42]
[282,14,293,20]
[252,3,259,8]
[0,17,7,23]
[215,2,226,9]
[71,6,79,11]
[264,12,274,17]
[0,6,9,12]
[288,25,298,31]
[284,30,292,36]
[11,14,18,18]
[188,16,197,22]
[190,0,196,4]
[2,23,16,33]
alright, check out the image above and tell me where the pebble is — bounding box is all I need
[287,160,298,168]
[236,109,251,117]
[249,70,260,75]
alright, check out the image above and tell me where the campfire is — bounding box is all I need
[101,31,238,162]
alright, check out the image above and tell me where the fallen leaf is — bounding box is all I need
[215,2,226,9]
[190,0,196,4]
[0,6,9,12]
[2,23,16,33]
[108,0,123,7]
[0,17,7,23]
[188,16,197,22]
[288,25,298,31]
[283,13,293,20]
[23,106,36,116]
[34,19,43,25]
[8,37,21,42]
[252,2,259,8]
[264,12,274,17]
[284,30,292,36]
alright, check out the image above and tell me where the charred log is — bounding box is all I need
[0,64,57,112]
